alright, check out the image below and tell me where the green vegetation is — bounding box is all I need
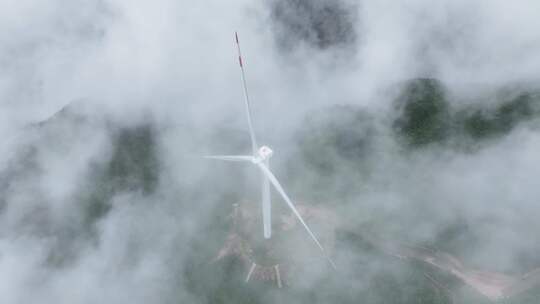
[460,92,539,140]
[394,78,450,147]
[394,79,540,148]
[80,123,160,227]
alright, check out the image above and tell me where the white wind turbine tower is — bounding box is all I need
[206,33,336,269]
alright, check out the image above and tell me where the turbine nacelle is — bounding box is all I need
[257,145,273,160]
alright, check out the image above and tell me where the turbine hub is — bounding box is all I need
[258,146,273,160]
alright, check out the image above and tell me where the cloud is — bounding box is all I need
[0,0,540,303]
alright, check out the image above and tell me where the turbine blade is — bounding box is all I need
[235,32,258,155]
[256,162,337,269]
[262,159,271,239]
[204,155,254,162]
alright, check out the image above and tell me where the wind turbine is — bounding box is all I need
[206,33,335,269]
